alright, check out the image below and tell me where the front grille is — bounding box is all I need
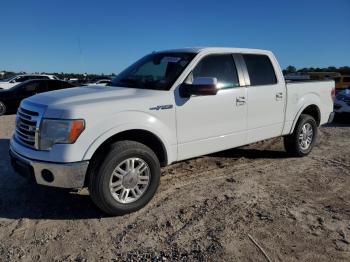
[15,106,41,149]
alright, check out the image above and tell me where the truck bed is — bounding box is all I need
[282,80,334,135]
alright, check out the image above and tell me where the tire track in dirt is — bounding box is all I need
[1,115,350,261]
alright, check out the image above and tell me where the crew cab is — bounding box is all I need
[9,47,335,215]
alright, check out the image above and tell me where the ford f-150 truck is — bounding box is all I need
[9,47,335,215]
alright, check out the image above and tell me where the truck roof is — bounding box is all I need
[158,47,272,55]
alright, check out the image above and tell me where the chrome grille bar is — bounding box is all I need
[15,103,44,149]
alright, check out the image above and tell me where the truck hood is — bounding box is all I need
[23,85,171,118]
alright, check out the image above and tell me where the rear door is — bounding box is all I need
[241,54,285,143]
[175,53,248,160]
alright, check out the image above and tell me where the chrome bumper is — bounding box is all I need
[9,147,89,189]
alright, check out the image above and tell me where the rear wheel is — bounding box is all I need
[284,114,317,157]
[0,101,6,116]
[88,140,160,215]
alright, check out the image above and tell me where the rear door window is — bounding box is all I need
[37,81,49,92]
[21,82,40,95]
[243,54,277,86]
[46,80,63,91]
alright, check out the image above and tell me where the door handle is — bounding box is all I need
[276,92,283,101]
[236,96,246,106]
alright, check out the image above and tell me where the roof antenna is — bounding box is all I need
[78,37,86,76]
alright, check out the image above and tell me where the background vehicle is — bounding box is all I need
[0,74,59,90]
[334,88,350,115]
[89,79,111,86]
[67,78,88,86]
[307,71,340,80]
[9,47,335,215]
[284,72,310,81]
[333,75,350,91]
[0,79,76,115]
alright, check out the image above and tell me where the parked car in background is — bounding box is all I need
[9,47,335,215]
[334,88,350,115]
[308,72,340,80]
[0,74,59,90]
[89,79,111,86]
[67,78,88,86]
[0,79,76,115]
[284,72,310,81]
[333,75,350,91]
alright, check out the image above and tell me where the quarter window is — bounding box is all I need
[192,54,240,89]
[243,54,277,86]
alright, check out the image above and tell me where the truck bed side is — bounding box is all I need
[282,80,334,135]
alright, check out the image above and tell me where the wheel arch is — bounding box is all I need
[290,104,321,133]
[83,128,169,187]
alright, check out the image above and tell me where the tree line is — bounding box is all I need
[0,71,115,81]
[1,66,350,80]
[283,66,350,75]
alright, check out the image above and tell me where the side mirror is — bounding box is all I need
[180,77,218,97]
[10,80,15,83]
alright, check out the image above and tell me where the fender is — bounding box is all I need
[288,92,321,134]
[82,110,176,164]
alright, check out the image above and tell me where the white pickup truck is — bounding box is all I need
[9,47,335,215]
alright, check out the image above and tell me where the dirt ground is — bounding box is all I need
[0,114,349,262]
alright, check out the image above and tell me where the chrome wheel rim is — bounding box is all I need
[299,123,313,150]
[0,102,5,115]
[109,157,151,204]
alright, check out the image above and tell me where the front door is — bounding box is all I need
[175,54,247,161]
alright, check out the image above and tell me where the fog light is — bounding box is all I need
[41,169,54,183]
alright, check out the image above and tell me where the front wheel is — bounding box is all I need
[88,140,160,215]
[0,101,6,116]
[284,114,318,157]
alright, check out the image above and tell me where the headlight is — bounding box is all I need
[40,119,85,150]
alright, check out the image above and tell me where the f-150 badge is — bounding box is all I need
[149,105,173,111]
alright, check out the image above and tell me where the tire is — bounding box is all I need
[88,140,161,216]
[284,114,318,157]
[0,101,6,116]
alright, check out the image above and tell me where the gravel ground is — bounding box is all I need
[0,114,349,262]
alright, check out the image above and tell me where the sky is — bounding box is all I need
[0,0,349,74]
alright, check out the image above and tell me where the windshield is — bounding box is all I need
[109,52,196,90]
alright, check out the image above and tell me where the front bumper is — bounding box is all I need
[9,147,89,189]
